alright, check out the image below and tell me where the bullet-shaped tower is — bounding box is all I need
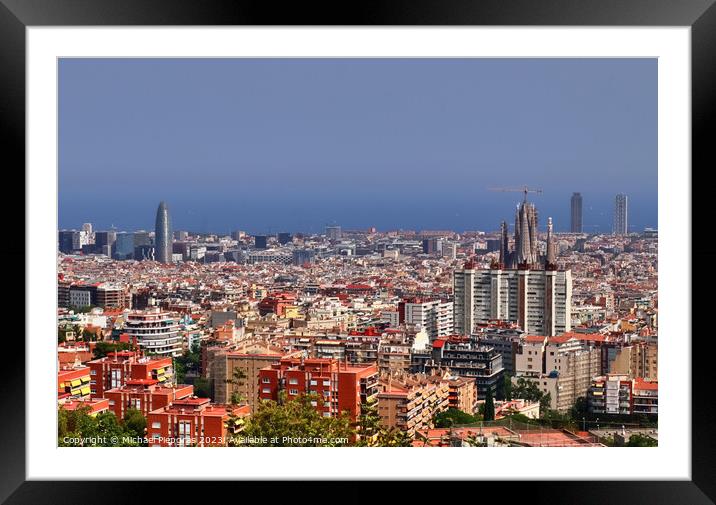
[155,201,172,264]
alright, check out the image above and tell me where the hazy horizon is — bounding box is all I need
[59,58,657,235]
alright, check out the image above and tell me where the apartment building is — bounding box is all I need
[399,297,454,341]
[587,374,658,416]
[376,372,450,436]
[414,336,504,400]
[209,342,299,412]
[105,380,193,418]
[123,308,183,357]
[146,398,250,447]
[454,263,571,336]
[87,351,173,399]
[258,358,379,423]
[514,334,601,412]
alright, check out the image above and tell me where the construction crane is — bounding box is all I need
[488,185,543,202]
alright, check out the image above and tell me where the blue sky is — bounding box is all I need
[59,58,657,234]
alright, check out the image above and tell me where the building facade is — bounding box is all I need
[124,308,183,357]
[258,358,379,423]
[614,194,628,235]
[454,264,572,337]
[154,201,172,263]
[571,192,583,233]
[399,297,454,341]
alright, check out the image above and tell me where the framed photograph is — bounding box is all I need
[3,0,713,503]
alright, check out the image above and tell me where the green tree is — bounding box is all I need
[174,341,201,384]
[483,389,495,422]
[93,341,132,359]
[193,377,212,398]
[241,394,354,446]
[354,398,382,446]
[433,408,477,428]
[376,427,413,447]
[626,433,658,447]
[539,392,552,416]
[123,408,147,439]
[501,374,513,401]
[226,367,248,405]
[58,406,141,447]
[512,377,543,402]
[570,396,588,421]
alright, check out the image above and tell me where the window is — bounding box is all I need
[310,380,317,386]
[527,365,533,370]
[289,389,299,395]
[323,412,331,417]
[108,400,115,406]
[262,377,271,383]
[288,378,298,385]
[177,421,192,447]
[110,369,122,389]
[262,387,271,394]
[323,380,330,386]
[323,390,331,397]
[152,421,161,429]
[90,370,97,376]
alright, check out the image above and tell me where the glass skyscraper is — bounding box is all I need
[155,201,172,263]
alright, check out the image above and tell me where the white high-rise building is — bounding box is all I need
[124,308,183,357]
[401,298,454,341]
[453,261,572,337]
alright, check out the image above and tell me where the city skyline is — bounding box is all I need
[58,192,642,237]
[59,58,657,234]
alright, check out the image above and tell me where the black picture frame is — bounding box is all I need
[2,1,711,503]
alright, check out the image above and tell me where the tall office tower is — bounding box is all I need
[513,200,539,267]
[154,201,172,263]
[254,235,268,249]
[571,193,583,233]
[326,225,342,241]
[95,230,117,256]
[453,261,572,337]
[422,237,442,255]
[114,232,135,260]
[58,230,80,253]
[82,223,93,234]
[614,194,628,235]
[277,232,292,245]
